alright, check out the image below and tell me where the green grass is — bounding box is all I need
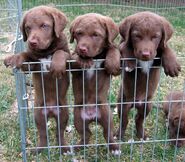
[0,60,17,161]
[0,60,15,112]
[0,3,185,162]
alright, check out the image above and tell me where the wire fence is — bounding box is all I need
[13,57,185,161]
[0,0,185,161]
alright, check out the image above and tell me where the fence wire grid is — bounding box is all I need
[0,0,185,162]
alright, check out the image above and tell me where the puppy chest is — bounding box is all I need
[124,66,160,100]
[38,56,52,72]
[138,60,154,73]
[85,61,103,80]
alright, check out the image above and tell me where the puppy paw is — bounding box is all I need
[124,60,136,73]
[111,149,121,156]
[105,58,120,75]
[4,54,24,68]
[163,61,181,77]
[128,138,135,143]
[105,47,121,75]
[49,51,70,78]
[50,61,66,78]
[63,147,74,155]
[109,142,121,156]
[125,66,134,72]
[162,49,181,77]
[171,140,185,148]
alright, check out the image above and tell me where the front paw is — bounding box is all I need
[49,61,66,78]
[176,140,185,147]
[50,51,69,78]
[105,57,120,75]
[163,61,181,77]
[105,48,121,75]
[111,148,121,156]
[171,140,184,147]
[123,60,136,73]
[4,54,24,68]
[162,47,181,77]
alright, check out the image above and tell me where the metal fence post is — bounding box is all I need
[14,0,27,161]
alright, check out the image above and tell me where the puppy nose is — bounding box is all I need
[28,40,38,48]
[79,46,88,55]
[142,51,150,57]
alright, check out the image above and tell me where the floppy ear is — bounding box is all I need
[69,16,82,43]
[69,20,75,43]
[20,13,28,42]
[103,16,119,46]
[51,8,67,38]
[119,17,132,45]
[160,17,173,48]
[173,115,180,127]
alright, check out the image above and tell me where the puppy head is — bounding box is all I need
[70,13,118,59]
[172,111,185,134]
[21,5,67,51]
[119,11,173,61]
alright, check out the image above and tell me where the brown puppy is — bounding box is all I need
[70,13,121,155]
[116,11,181,140]
[163,92,185,147]
[4,6,71,154]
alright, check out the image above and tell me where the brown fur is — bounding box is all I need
[70,13,121,154]
[163,92,185,147]
[4,6,71,153]
[116,11,181,140]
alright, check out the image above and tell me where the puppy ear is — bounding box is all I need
[173,115,180,127]
[103,16,119,46]
[69,20,75,43]
[20,14,28,42]
[69,16,82,43]
[160,17,173,48]
[119,18,132,45]
[51,8,67,38]
[119,17,136,71]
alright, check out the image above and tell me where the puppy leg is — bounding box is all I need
[116,101,131,141]
[4,52,27,68]
[56,108,71,154]
[99,107,121,155]
[168,124,184,147]
[105,46,121,75]
[135,103,152,139]
[74,108,92,150]
[34,109,48,152]
[162,45,181,77]
[119,43,136,72]
[50,50,70,78]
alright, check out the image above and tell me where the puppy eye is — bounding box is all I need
[151,35,159,40]
[76,31,83,36]
[92,33,99,37]
[25,26,31,32]
[133,34,142,40]
[41,24,49,29]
